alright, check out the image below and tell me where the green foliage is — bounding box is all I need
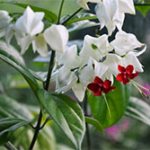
[126,97,150,125]
[136,4,150,16]
[88,81,129,129]
[0,41,85,150]
[38,91,85,150]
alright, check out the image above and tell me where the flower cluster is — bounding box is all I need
[0,0,146,102]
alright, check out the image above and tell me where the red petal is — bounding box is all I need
[103,85,115,93]
[103,80,111,89]
[131,72,139,79]
[122,78,129,84]
[118,65,126,73]
[126,65,134,74]
[116,73,129,84]
[116,73,124,82]
[94,76,103,84]
[87,83,102,96]
[94,89,102,96]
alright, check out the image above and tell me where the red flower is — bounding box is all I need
[87,76,115,96]
[116,65,138,84]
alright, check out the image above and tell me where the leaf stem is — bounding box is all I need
[62,8,83,25]
[103,94,111,118]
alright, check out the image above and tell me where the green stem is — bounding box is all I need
[135,3,150,6]
[62,8,83,25]
[29,0,65,148]
[45,51,56,90]
[57,0,65,24]
[29,110,43,150]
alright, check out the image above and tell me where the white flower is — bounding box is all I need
[80,34,113,62]
[111,31,145,56]
[77,0,102,10]
[54,45,95,102]
[95,0,135,35]
[0,10,12,38]
[44,24,69,53]
[120,52,143,72]
[15,6,47,56]
[32,34,48,57]
[15,6,44,36]
[94,54,121,83]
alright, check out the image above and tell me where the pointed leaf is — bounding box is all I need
[126,97,150,126]
[0,42,40,96]
[88,81,129,128]
[85,117,103,132]
[38,90,85,150]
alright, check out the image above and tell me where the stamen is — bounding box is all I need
[103,94,111,118]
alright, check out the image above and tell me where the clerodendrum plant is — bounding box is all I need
[0,0,149,149]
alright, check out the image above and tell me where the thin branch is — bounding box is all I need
[29,110,43,150]
[135,3,150,6]
[62,8,83,25]
[44,50,55,90]
[40,116,51,130]
[29,0,65,149]
[57,0,65,24]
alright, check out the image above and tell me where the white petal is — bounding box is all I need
[32,34,48,57]
[111,31,144,56]
[72,82,86,102]
[16,35,32,54]
[80,58,95,86]
[77,0,102,10]
[15,6,44,36]
[5,24,14,44]
[95,0,119,35]
[119,0,135,14]
[94,60,108,77]
[0,10,12,38]
[121,52,143,72]
[44,24,69,52]
[80,34,112,61]
[103,53,121,75]
[59,45,80,69]
[77,0,89,10]
[0,10,12,28]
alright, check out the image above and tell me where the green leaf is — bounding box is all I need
[85,117,103,132]
[38,90,85,150]
[66,15,97,26]
[88,81,129,128]
[0,95,33,137]
[0,41,40,97]
[13,124,56,150]
[0,41,85,149]
[0,0,80,21]
[126,97,150,126]
[0,118,29,136]
[0,95,33,120]
[136,5,150,16]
